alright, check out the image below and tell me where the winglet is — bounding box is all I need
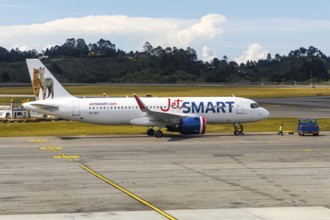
[133,94,149,113]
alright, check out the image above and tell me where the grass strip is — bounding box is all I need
[1,118,329,137]
[1,85,330,100]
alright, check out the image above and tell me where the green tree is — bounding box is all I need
[1,71,10,82]
[143,42,154,56]
[75,38,89,56]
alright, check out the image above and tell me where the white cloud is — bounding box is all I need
[1,14,330,61]
[234,43,269,64]
[201,46,217,61]
[175,14,225,46]
[0,14,226,55]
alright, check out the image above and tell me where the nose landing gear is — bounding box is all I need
[233,123,244,136]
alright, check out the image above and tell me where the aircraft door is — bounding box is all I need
[72,100,81,116]
[236,101,244,114]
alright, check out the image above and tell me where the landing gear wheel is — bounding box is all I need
[154,130,164,138]
[146,128,155,136]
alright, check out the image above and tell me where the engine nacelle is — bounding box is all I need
[166,116,206,135]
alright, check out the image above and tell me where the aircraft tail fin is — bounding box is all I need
[26,59,73,100]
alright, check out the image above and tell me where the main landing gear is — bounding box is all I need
[146,128,155,136]
[233,123,244,136]
[146,127,164,138]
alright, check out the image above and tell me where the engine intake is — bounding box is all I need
[167,116,206,135]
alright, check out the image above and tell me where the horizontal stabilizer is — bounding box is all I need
[30,103,59,112]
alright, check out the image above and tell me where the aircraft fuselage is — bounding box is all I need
[23,96,269,125]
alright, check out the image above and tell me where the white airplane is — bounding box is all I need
[23,59,270,138]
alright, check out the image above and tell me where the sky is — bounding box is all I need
[0,0,330,63]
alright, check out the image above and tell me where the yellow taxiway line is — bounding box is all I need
[53,154,80,161]
[40,146,63,152]
[28,138,48,143]
[80,165,177,220]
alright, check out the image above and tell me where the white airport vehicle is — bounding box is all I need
[23,59,269,138]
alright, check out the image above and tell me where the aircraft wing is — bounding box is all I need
[133,94,189,125]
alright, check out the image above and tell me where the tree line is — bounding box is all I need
[0,38,329,84]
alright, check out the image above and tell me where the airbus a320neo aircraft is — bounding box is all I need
[23,59,269,138]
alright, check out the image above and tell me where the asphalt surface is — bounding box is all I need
[256,96,330,118]
[1,132,330,219]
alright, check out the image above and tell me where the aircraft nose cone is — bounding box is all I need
[262,108,270,119]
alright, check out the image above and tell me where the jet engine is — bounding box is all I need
[166,116,206,135]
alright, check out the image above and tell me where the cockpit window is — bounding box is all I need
[250,103,260,109]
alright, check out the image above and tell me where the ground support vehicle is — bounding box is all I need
[297,118,319,136]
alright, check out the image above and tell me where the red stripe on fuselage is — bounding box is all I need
[200,116,206,134]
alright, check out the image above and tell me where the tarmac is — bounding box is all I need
[1,132,330,220]
[257,96,330,118]
[1,95,330,219]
